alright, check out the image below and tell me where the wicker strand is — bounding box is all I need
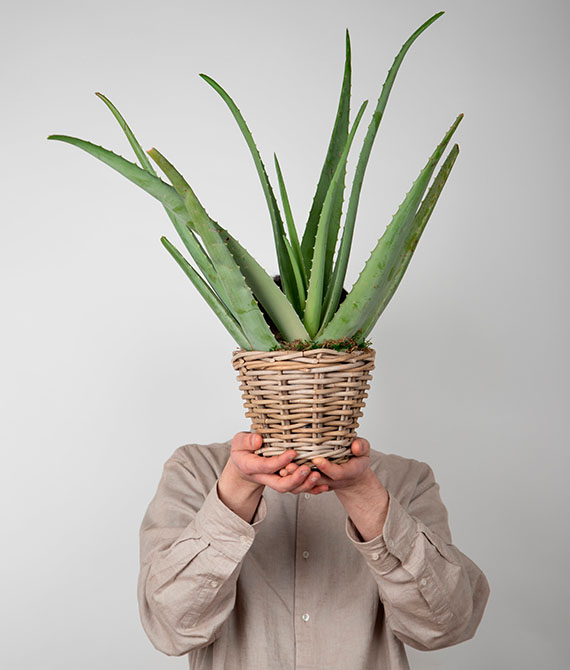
[232,348,375,464]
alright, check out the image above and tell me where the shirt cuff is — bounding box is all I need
[345,489,418,574]
[182,483,267,563]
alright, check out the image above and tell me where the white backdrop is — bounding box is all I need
[2,0,568,668]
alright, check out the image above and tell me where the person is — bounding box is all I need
[137,431,490,669]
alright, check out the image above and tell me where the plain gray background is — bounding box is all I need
[2,0,568,668]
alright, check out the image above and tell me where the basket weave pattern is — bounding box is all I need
[232,348,375,465]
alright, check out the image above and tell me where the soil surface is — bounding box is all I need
[271,336,372,352]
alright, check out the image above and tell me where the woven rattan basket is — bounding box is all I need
[232,347,375,465]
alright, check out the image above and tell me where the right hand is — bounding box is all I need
[226,432,329,495]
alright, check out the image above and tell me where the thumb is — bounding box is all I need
[247,432,262,451]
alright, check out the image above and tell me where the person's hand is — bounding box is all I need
[276,436,390,541]
[226,432,330,495]
[278,437,371,493]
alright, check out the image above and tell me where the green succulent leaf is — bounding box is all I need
[322,11,445,333]
[46,134,230,301]
[317,112,462,342]
[161,236,252,349]
[301,29,351,277]
[95,93,156,174]
[147,147,278,350]
[94,93,242,314]
[199,73,299,311]
[47,133,307,344]
[303,99,368,338]
[283,234,306,312]
[211,222,310,341]
[359,143,460,339]
[274,154,307,290]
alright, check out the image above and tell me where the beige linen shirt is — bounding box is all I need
[138,440,490,669]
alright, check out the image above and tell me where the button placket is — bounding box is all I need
[294,491,320,665]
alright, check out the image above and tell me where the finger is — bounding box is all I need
[243,450,297,476]
[232,431,260,453]
[289,471,324,494]
[311,457,346,481]
[257,464,312,493]
[351,437,371,457]
[279,463,298,477]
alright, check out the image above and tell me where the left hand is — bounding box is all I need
[280,437,371,494]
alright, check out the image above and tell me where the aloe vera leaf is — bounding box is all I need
[274,153,307,288]
[161,236,252,349]
[199,74,298,310]
[47,135,230,301]
[93,94,237,310]
[301,29,351,275]
[47,133,307,343]
[148,147,278,350]
[359,144,460,339]
[211,222,310,341]
[95,92,156,173]
[317,113,462,342]
[303,100,368,338]
[283,234,306,312]
[322,11,445,331]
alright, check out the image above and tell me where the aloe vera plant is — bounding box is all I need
[49,11,461,351]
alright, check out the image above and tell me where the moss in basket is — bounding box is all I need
[48,11,461,352]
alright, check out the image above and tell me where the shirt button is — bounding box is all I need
[371,552,379,561]
[387,539,394,548]
[304,493,311,500]
[420,578,428,587]
[302,613,310,622]
[240,535,249,544]
[210,581,218,588]
[302,551,310,559]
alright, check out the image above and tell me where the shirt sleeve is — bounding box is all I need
[345,461,490,652]
[137,453,266,656]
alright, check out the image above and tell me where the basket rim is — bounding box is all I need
[232,346,376,360]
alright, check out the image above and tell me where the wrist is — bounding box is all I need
[334,468,389,541]
[336,467,386,501]
[218,460,265,523]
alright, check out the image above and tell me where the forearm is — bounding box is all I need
[345,477,490,651]
[335,468,389,541]
[218,461,265,523]
[139,478,265,655]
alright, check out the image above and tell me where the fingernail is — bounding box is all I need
[300,468,310,477]
[310,474,319,483]
[312,458,326,467]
